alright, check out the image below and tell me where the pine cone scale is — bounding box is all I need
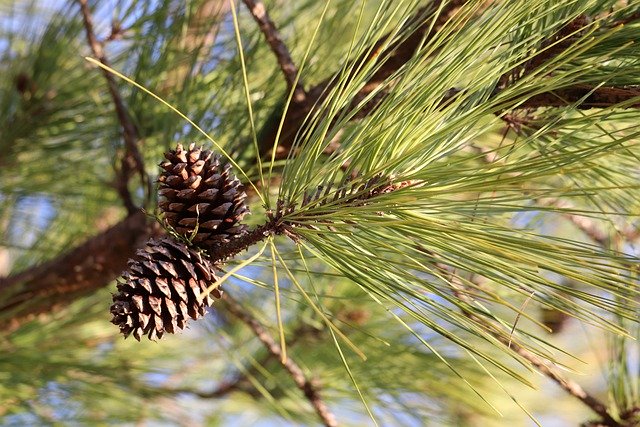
[172,280,188,302]
[155,277,172,298]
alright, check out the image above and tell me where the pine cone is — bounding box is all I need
[110,238,222,341]
[158,143,249,247]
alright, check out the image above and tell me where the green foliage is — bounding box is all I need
[1,0,639,425]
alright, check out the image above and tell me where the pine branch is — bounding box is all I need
[495,14,639,109]
[258,5,640,160]
[441,265,621,426]
[472,130,639,248]
[223,293,338,427]
[613,10,640,26]
[257,0,468,158]
[242,0,306,103]
[0,211,157,332]
[544,199,612,247]
[164,359,267,399]
[0,2,235,332]
[205,219,281,263]
[498,15,592,89]
[463,144,634,425]
[4,1,636,342]
[168,378,247,399]
[77,0,150,213]
[474,128,637,260]
[0,202,284,332]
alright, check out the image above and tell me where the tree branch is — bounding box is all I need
[223,294,338,427]
[464,143,632,424]
[166,370,260,399]
[0,1,231,332]
[160,323,322,400]
[517,85,640,110]
[78,0,149,213]
[242,0,306,103]
[257,0,468,158]
[0,211,157,332]
[206,220,279,262]
[470,142,639,248]
[440,265,621,426]
[498,14,639,109]
[258,6,640,161]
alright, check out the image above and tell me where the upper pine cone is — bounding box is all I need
[158,143,249,247]
[110,238,222,341]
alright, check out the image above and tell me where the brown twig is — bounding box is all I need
[161,323,323,399]
[465,143,633,424]
[498,15,592,89]
[439,265,621,426]
[497,15,640,110]
[611,10,640,27]
[509,333,619,426]
[205,211,290,262]
[166,353,272,399]
[224,294,338,427]
[169,378,250,399]
[241,0,307,103]
[517,85,640,110]
[77,0,149,213]
[543,199,611,247]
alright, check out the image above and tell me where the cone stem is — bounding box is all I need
[206,220,279,262]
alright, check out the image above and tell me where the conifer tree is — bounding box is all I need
[1,1,639,425]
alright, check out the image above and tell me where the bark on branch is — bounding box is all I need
[517,85,640,109]
[242,0,307,103]
[0,211,157,332]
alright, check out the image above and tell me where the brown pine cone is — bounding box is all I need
[110,237,222,341]
[158,143,249,247]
